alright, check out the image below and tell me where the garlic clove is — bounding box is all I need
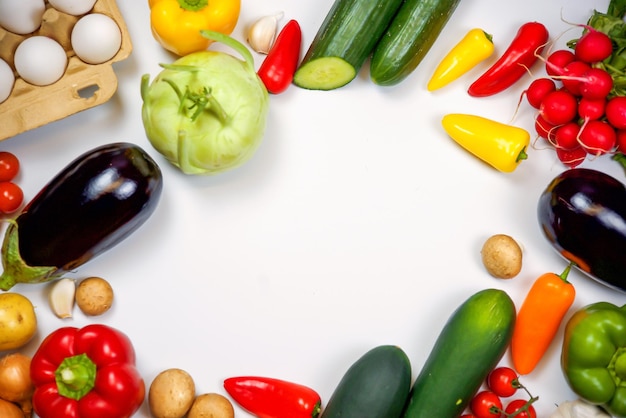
[247,12,284,54]
[49,278,76,319]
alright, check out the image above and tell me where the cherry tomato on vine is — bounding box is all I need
[470,390,503,418]
[0,151,20,182]
[0,182,23,214]
[487,366,519,398]
[505,399,537,418]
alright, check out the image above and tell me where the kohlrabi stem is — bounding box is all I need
[200,30,255,71]
[160,72,229,125]
[177,0,208,12]
[140,74,151,102]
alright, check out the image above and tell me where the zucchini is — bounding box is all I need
[402,288,516,418]
[321,345,411,418]
[370,0,461,86]
[293,0,403,90]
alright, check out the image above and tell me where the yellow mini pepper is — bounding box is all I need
[148,0,241,56]
[427,28,494,91]
[441,113,529,173]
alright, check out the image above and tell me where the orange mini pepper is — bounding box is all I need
[511,263,576,375]
[148,0,241,56]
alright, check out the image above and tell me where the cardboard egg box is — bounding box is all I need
[0,0,132,141]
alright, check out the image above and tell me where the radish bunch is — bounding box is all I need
[525,27,626,168]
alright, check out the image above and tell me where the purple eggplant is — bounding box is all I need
[0,142,163,290]
[537,168,626,292]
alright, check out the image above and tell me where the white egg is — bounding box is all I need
[48,0,98,16]
[14,36,68,86]
[71,14,122,65]
[0,0,46,35]
[0,58,15,104]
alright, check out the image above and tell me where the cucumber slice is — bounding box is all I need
[293,57,356,90]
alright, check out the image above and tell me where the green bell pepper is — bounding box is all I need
[561,301,626,417]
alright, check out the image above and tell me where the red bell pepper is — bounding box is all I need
[468,21,549,97]
[30,324,145,418]
[224,375,321,418]
[258,19,302,94]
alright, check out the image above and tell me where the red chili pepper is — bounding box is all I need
[468,21,549,97]
[258,19,302,94]
[224,375,321,418]
[30,324,145,418]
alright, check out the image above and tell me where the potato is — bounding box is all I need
[480,234,523,279]
[75,276,114,316]
[0,293,37,351]
[149,368,196,418]
[188,393,235,418]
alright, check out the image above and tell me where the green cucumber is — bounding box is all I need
[402,288,516,418]
[370,0,461,86]
[321,345,411,418]
[293,0,403,90]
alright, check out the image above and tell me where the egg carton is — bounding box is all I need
[0,0,132,142]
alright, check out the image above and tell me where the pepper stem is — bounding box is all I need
[558,262,574,283]
[55,353,97,400]
[611,347,626,381]
[177,0,208,12]
[516,147,528,163]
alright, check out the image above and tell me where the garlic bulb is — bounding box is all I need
[549,399,611,418]
[247,12,284,54]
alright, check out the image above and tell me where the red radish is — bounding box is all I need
[556,146,586,168]
[554,122,581,150]
[545,49,575,77]
[574,28,613,63]
[539,89,578,125]
[578,97,606,121]
[561,60,591,96]
[577,68,613,100]
[616,129,626,153]
[605,96,626,129]
[524,78,556,109]
[535,114,557,142]
[578,120,617,155]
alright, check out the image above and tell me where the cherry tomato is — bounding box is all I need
[470,390,503,418]
[0,182,23,214]
[461,415,478,418]
[0,152,20,182]
[504,399,537,418]
[487,366,519,398]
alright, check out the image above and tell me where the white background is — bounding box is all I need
[5,0,626,416]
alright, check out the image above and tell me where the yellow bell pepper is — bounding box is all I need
[148,0,241,56]
[441,113,529,173]
[427,28,494,91]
